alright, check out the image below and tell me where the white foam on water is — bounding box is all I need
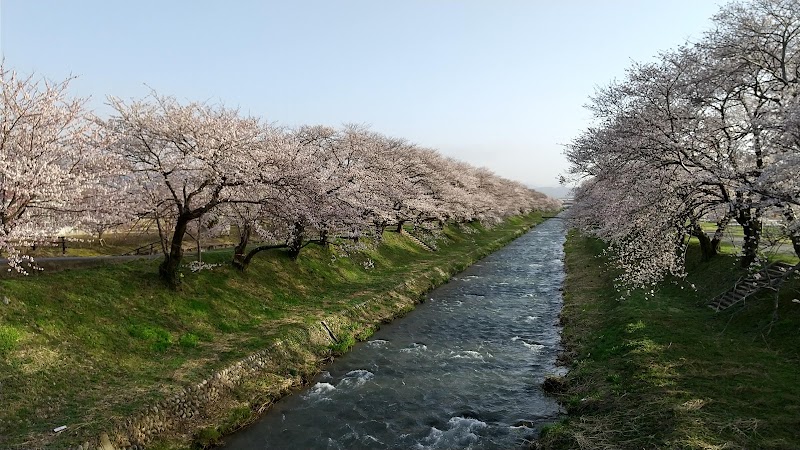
[415,417,488,449]
[338,369,375,389]
[511,336,545,351]
[304,382,336,400]
[524,316,539,323]
[522,341,544,352]
[414,427,442,449]
[362,434,382,445]
[400,343,428,353]
[451,350,486,362]
[366,339,389,348]
[337,424,385,447]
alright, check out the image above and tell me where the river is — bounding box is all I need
[224,218,566,449]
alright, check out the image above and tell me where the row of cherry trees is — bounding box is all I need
[565,0,800,290]
[1,64,559,286]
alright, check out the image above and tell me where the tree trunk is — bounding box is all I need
[692,224,717,261]
[710,213,731,255]
[159,214,190,289]
[232,223,252,270]
[195,225,202,263]
[782,206,800,259]
[395,220,406,233]
[320,227,329,247]
[374,220,387,243]
[738,215,762,268]
[237,242,288,271]
[733,193,762,268]
[288,222,304,259]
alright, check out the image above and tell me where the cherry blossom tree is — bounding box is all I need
[761,92,800,256]
[0,64,117,273]
[223,126,319,269]
[695,0,799,263]
[335,124,414,236]
[102,92,267,287]
[76,171,138,241]
[220,122,556,271]
[566,0,800,291]
[1,65,558,282]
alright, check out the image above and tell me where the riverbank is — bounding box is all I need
[0,212,546,449]
[224,216,566,449]
[538,232,800,449]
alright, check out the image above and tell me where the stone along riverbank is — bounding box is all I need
[224,217,567,449]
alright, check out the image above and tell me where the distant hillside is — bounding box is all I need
[531,185,572,198]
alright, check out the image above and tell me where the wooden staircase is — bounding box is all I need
[708,261,797,312]
[400,229,437,252]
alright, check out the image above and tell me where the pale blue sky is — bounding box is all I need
[0,1,722,187]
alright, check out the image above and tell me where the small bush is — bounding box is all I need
[127,323,174,352]
[542,375,567,394]
[537,420,576,448]
[329,334,356,355]
[0,325,22,355]
[179,332,199,348]
[194,426,222,448]
[220,405,252,434]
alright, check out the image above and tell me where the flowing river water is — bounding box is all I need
[225,218,566,449]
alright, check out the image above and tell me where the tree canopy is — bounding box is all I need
[0,66,559,285]
[565,0,800,290]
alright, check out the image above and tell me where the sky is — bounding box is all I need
[0,0,723,188]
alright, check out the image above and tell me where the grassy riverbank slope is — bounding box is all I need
[539,232,800,449]
[0,213,545,449]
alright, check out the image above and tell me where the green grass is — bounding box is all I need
[538,232,800,450]
[15,231,237,259]
[700,221,792,247]
[0,324,22,354]
[0,213,546,449]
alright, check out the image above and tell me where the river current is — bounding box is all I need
[225,218,566,449]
